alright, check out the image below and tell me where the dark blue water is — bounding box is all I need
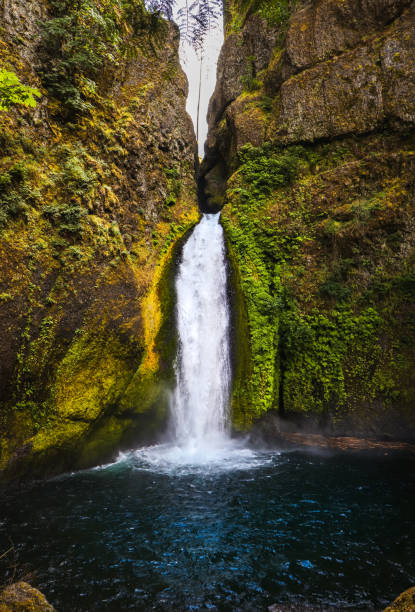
[1,448,414,611]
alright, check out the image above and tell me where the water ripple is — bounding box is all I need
[1,450,414,611]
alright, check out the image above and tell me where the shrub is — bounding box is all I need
[42,148,96,234]
[0,69,41,111]
[0,161,40,227]
[238,143,304,194]
[42,202,86,234]
[38,0,164,117]
[240,56,261,92]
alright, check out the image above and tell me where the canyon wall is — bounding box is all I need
[202,0,415,438]
[0,0,198,480]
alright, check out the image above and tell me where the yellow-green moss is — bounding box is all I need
[384,587,415,612]
[223,137,415,433]
[0,4,198,479]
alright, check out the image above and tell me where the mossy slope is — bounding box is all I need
[204,0,415,438]
[0,0,198,480]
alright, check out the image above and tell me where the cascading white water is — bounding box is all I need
[169,212,231,451]
[113,213,271,471]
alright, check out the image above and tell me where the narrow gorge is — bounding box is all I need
[0,0,414,609]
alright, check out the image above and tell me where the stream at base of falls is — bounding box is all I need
[1,214,414,611]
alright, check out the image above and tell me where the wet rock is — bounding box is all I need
[0,4,198,481]
[0,582,56,611]
[268,606,348,611]
[285,0,412,72]
[202,0,415,432]
[274,4,415,143]
[207,14,279,129]
[1,0,47,63]
[274,44,384,142]
[384,586,415,611]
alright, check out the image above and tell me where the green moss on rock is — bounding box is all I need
[222,136,415,436]
[0,581,56,612]
[0,1,198,480]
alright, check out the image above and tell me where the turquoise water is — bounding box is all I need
[1,447,414,611]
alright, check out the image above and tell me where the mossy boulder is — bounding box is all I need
[384,587,415,611]
[0,582,55,612]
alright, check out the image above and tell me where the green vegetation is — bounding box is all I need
[238,142,304,191]
[280,307,382,414]
[38,0,165,116]
[0,144,97,232]
[0,69,41,111]
[42,147,97,234]
[223,143,304,423]
[255,0,292,28]
[42,202,86,235]
[0,160,40,227]
[227,0,294,35]
[241,56,261,92]
[0,0,199,480]
[164,166,182,208]
[223,138,415,428]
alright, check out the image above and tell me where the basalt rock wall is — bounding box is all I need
[0,0,198,480]
[202,0,415,438]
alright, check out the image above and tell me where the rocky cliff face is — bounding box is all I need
[0,0,198,480]
[203,0,415,437]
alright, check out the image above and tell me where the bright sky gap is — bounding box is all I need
[173,2,223,157]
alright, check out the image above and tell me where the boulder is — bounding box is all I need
[0,582,55,612]
[384,586,415,611]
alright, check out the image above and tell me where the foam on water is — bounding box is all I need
[107,213,271,474]
[113,442,277,476]
[89,213,271,477]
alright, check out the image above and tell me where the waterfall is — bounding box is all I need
[169,212,231,451]
[126,212,262,469]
